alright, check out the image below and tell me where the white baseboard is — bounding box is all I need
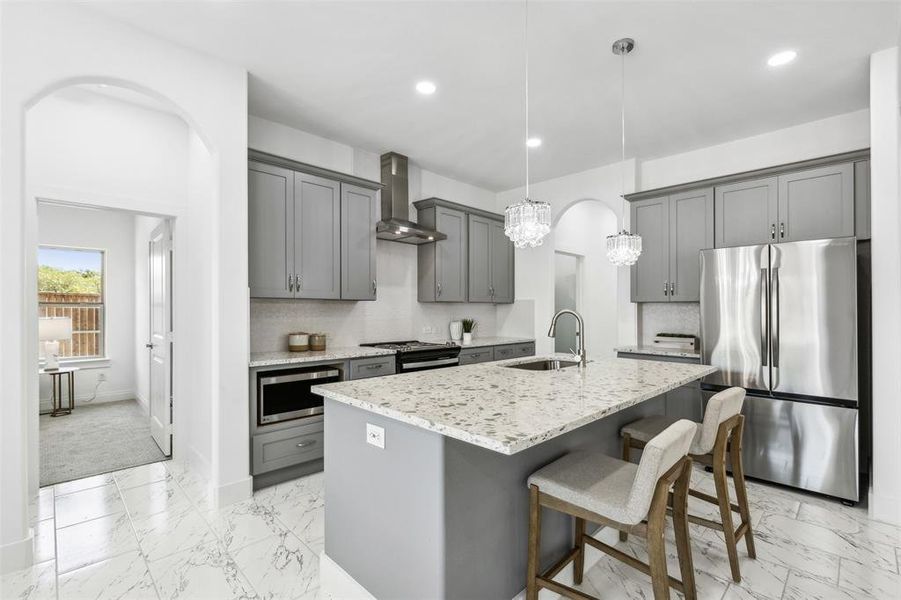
[135,392,149,415]
[869,487,901,526]
[320,552,377,600]
[214,476,253,509]
[39,388,137,412]
[0,530,34,575]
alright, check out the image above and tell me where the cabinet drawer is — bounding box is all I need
[493,344,522,360]
[347,355,396,380]
[459,347,494,365]
[252,424,324,475]
[513,342,535,357]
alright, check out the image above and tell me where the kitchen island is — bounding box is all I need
[313,355,716,600]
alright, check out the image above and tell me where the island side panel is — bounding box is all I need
[442,396,666,600]
[324,398,447,599]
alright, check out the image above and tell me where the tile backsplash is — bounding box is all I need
[638,302,700,344]
[250,241,497,352]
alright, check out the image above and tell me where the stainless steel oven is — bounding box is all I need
[257,365,341,425]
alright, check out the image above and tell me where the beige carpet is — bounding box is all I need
[40,399,167,486]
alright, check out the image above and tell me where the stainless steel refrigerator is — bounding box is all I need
[700,237,859,502]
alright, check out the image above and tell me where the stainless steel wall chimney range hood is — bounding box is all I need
[377,152,446,244]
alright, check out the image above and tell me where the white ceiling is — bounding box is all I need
[88,1,899,191]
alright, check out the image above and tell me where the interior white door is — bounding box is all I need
[148,221,173,456]
[553,252,581,353]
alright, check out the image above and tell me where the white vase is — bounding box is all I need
[449,321,463,341]
[462,332,473,344]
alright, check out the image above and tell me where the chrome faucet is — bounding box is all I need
[547,309,587,367]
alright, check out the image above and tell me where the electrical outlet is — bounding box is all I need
[366,423,385,449]
[422,325,434,335]
[97,373,107,383]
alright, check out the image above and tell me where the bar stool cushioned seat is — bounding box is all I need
[529,419,697,526]
[621,387,745,455]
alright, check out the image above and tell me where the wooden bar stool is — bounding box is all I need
[526,420,698,600]
[620,387,754,583]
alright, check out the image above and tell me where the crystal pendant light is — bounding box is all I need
[606,38,642,267]
[504,0,551,249]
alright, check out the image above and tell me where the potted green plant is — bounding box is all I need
[461,318,476,344]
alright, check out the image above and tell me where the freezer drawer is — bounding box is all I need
[704,391,859,501]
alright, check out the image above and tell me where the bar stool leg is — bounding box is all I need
[671,462,696,600]
[620,434,632,543]
[573,517,586,584]
[647,479,672,600]
[730,419,756,559]
[713,437,741,583]
[526,485,541,600]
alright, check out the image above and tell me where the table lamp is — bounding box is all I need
[39,316,72,371]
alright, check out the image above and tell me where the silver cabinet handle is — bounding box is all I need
[365,363,383,370]
[663,281,669,296]
[670,282,675,295]
[780,222,785,239]
[372,279,377,295]
[296,440,316,449]
[296,274,301,290]
[437,282,442,298]
[288,274,294,292]
[770,224,776,240]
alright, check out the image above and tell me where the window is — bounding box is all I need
[38,246,105,359]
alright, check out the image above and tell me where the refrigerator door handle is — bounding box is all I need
[760,268,769,367]
[771,266,780,369]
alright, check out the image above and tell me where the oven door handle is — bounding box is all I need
[260,369,340,386]
[402,357,459,370]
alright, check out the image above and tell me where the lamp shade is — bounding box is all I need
[39,317,72,342]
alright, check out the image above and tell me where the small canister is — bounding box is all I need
[309,333,327,352]
[288,332,309,352]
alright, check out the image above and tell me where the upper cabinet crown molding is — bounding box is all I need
[249,148,382,191]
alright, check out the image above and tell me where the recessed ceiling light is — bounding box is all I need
[526,137,542,148]
[767,50,797,67]
[415,81,437,95]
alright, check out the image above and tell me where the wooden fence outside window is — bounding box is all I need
[38,292,104,358]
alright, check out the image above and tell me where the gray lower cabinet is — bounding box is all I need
[777,163,854,242]
[347,355,395,380]
[252,421,324,475]
[458,346,494,365]
[714,177,778,248]
[294,172,341,299]
[341,183,378,300]
[467,215,515,304]
[248,161,294,299]
[631,190,713,303]
[418,204,468,302]
[616,352,702,421]
[493,342,535,361]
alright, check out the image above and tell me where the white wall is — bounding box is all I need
[37,204,137,409]
[552,201,618,358]
[868,47,901,526]
[1,3,248,572]
[495,161,639,355]
[247,116,500,351]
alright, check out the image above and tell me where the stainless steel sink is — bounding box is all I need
[505,359,580,371]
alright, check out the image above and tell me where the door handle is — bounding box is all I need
[145,343,155,349]
[760,268,769,367]
[780,222,785,239]
[288,274,294,292]
[663,281,668,296]
[771,267,780,368]
[437,282,442,298]
[770,224,776,240]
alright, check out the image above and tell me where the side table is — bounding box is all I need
[40,367,79,417]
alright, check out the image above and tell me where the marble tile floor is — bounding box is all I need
[3,462,899,600]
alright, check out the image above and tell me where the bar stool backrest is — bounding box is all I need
[695,387,746,454]
[623,419,697,524]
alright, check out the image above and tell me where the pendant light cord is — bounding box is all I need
[619,47,626,230]
[524,0,530,201]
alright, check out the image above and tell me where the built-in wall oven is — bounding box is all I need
[257,365,341,425]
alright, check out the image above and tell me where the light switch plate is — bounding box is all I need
[366,423,385,449]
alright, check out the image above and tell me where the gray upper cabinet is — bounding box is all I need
[467,215,492,303]
[668,188,714,302]
[294,172,341,299]
[631,197,670,302]
[249,161,294,299]
[341,183,378,300]
[714,177,778,248]
[418,204,467,302]
[489,219,514,303]
[777,163,854,242]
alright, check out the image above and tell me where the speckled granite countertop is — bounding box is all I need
[313,354,716,455]
[249,346,396,368]
[615,345,702,359]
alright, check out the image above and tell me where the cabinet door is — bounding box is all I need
[248,161,294,298]
[340,184,378,300]
[435,206,467,302]
[855,160,870,240]
[489,219,514,303]
[668,188,713,302]
[630,196,670,302]
[294,173,341,299]
[714,177,778,248]
[777,163,854,242]
[467,214,493,302]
